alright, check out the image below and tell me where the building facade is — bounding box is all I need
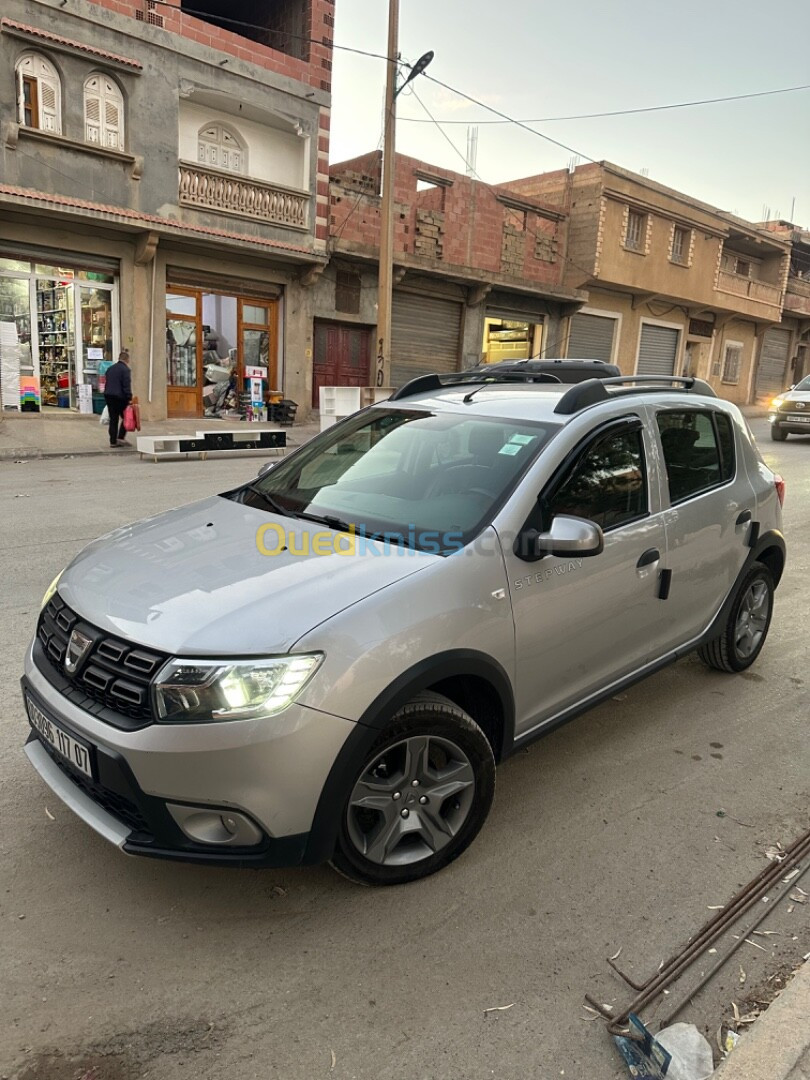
[312,150,587,402]
[758,221,810,392]
[0,0,333,420]
[503,163,791,404]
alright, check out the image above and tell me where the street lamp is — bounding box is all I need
[375,0,433,388]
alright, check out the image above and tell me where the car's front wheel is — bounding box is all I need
[770,425,788,441]
[331,693,496,885]
[698,561,775,673]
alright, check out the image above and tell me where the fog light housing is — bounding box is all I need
[167,804,264,847]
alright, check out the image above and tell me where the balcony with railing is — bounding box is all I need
[178,163,310,230]
[784,274,810,316]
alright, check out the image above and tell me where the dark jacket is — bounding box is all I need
[104,361,132,401]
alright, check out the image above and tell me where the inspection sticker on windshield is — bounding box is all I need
[508,434,536,445]
[499,443,522,456]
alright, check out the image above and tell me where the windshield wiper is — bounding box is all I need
[239,483,291,517]
[294,511,354,533]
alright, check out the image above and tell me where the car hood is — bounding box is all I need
[780,390,810,404]
[57,496,436,655]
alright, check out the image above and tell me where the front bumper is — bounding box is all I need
[22,642,356,867]
[769,411,810,434]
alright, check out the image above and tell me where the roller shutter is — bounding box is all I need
[567,312,616,362]
[755,328,790,401]
[391,292,462,387]
[637,324,679,376]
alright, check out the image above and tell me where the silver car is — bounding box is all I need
[22,374,786,885]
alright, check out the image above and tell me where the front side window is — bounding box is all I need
[198,123,246,174]
[656,410,732,503]
[15,52,61,134]
[625,209,647,253]
[84,74,125,149]
[237,407,560,551]
[545,426,647,531]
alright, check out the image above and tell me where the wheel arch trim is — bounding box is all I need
[302,650,514,865]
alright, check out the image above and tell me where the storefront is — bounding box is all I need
[481,317,543,363]
[0,253,119,413]
[165,282,280,418]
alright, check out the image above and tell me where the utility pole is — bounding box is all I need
[375,0,399,388]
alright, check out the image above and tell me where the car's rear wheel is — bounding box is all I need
[698,562,774,673]
[330,693,495,886]
[770,425,788,441]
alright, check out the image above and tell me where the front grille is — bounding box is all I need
[37,733,151,836]
[38,595,167,723]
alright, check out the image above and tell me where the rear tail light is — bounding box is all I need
[774,474,785,507]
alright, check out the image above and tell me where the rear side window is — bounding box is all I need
[657,410,733,503]
[546,426,647,530]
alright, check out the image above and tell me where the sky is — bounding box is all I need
[330,0,810,227]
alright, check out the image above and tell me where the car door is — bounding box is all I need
[649,405,757,646]
[499,415,669,737]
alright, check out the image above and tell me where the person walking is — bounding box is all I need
[103,350,132,447]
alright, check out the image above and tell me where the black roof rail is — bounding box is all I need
[554,375,718,415]
[389,370,562,401]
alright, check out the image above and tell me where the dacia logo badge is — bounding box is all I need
[64,629,92,675]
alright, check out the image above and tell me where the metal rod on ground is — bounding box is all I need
[606,826,810,994]
[604,832,810,1034]
[583,827,810,1032]
[658,857,810,1028]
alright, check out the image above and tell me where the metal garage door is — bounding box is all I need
[391,292,462,387]
[755,328,791,402]
[637,324,679,376]
[567,313,616,362]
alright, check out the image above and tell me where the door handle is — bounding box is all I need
[636,548,660,569]
[736,509,752,526]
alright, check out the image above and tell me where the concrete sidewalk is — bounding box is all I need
[0,409,321,460]
[713,960,809,1080]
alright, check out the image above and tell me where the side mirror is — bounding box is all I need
[534,514,604,558]
[257,460,277,478]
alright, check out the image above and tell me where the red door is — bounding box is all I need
[313,322,372,407]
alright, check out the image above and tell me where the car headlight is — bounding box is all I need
[771,396,784,410]
[41,570,63,610]
[153,654,323,723]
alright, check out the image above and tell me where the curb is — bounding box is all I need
[713,961,809,1080]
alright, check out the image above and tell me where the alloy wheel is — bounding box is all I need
[346,735,476,867]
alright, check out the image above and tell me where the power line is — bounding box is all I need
[399,82,810,124]
[422,73,596,164]
[408,88,588,359]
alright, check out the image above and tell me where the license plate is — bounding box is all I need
[787,414,810,423]
[26,696,93,779]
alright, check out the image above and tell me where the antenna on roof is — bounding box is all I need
[466,126,478,178]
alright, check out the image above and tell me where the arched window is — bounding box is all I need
[197,123,246,174]
[15,52,61,135]
[84,74,125,150]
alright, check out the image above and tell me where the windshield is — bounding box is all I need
[793,376,810,392]
[236,407,559,552]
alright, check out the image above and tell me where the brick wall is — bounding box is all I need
[85,0,334,88]
[329,151,567,288]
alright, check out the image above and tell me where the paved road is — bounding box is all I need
[1,420,807,1080]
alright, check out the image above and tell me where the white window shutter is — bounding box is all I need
[85,93,101,143]
[39,76,59,134]
[105,99,121,148]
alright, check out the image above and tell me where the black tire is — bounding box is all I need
[330,692,495,886]
[770,425,788,441]
[698,561,775,673]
